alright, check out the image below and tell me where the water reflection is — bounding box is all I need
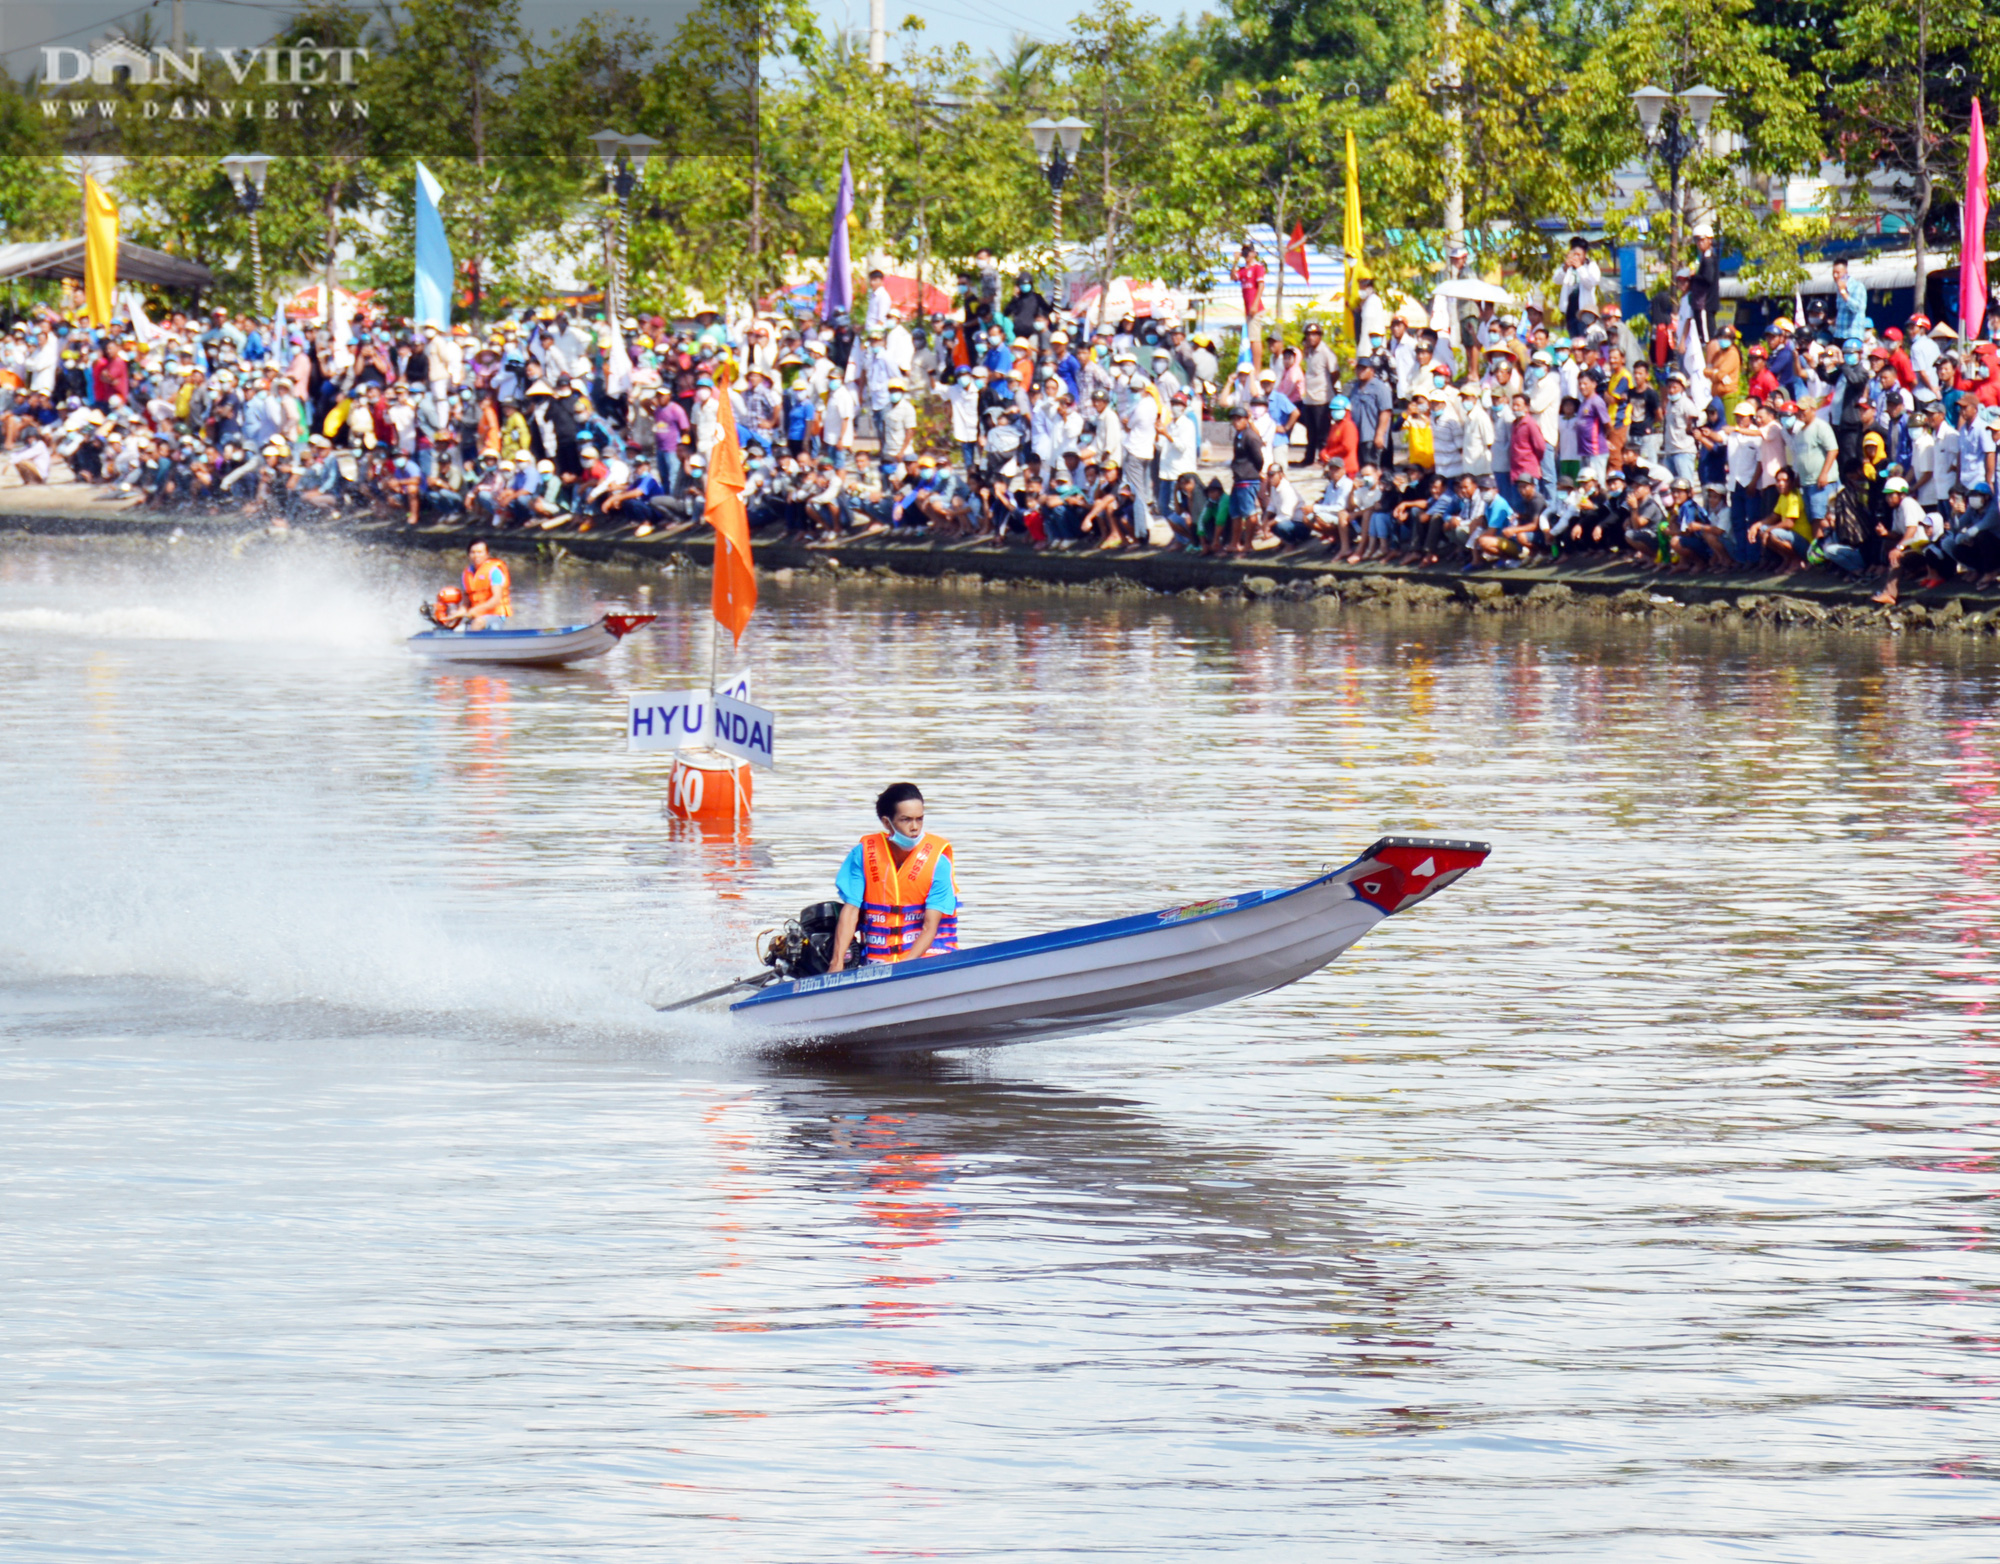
[5,542,2000,1557]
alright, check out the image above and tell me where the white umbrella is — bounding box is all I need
[1433,278,1519,307]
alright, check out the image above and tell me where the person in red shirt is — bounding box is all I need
[1880,327,1917,390]
[1744,344,1781,403]
[1319,394,1360,476]
[1231,242,1268,368]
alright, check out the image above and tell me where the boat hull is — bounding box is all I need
[729,836,1487,1052]
[407,618,623,666]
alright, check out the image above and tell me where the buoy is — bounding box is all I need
[667,746,753,822]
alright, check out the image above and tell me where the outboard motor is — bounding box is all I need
[757,901,864,979]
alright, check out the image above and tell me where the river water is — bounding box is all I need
[2,537,1997,1560]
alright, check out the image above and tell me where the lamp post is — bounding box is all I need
[221,153,272,314]
[1025,116,1089,244]
[588,128,660,322]
[1631,83,1726,265]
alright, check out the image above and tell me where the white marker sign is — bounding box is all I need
[711,692,776,771]
[626,676,752,752]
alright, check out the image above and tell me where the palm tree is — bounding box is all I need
[984,32,1047,110]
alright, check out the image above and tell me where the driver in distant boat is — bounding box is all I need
[829,783,959,972]
[431,540,512,630]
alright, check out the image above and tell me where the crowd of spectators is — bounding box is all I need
[1,241,1995,594]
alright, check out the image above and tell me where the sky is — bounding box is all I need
[0,0,1194,79]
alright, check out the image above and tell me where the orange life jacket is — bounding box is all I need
[860,832,957,961]
[462,559,511,618]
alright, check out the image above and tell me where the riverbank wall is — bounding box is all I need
[9,495,2000,638]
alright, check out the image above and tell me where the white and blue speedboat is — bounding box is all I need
[722,836,1489,1052]
[406,613,656,666]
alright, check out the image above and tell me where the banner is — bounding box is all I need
[711,692,775,771]
[626,676,753,752]
[413,160,452,328]
[83,176,118,327]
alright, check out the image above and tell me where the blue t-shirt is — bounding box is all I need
[835,840,958,913]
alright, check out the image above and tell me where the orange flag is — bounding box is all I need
[705,367,757,646]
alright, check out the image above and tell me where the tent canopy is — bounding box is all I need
[0,237,212,293]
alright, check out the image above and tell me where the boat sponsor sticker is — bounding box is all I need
[1156,896,1239,925]
[791,963,895,995]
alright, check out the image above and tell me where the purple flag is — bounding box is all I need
[823,153,854,322]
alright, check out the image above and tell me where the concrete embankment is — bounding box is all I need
[9,493,2000,638]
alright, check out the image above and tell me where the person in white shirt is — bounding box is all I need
[1955,397,1995,490]
[864,270,894,332]
[1723,399,1764,548]
[1431,386,1466,479]
[1460,388,1495,479]
[944,368,982,473]
[1909,319,1941,394]
[1356,275,1390,356]
[1386,318,1420,400]
[1029,379,1066,470]
[1158,389,1202,515]
[1907,398,1939,503]
[806,340,837,402]
[846,330,894,439]
[1555,240,1601,335]
[884,319,915,378]
[1528,350,1562,487]
[1123,373,1160,538]
[1090,387,1126,470]
[1264,460,1306,543]
[26,330,58,397]
[879,379,917,473]
[821,379,858,469]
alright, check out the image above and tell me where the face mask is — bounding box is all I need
[888,829,921,850]
[1846,353,1861,365]
[1782,416,1801,432]
[1526,367,1545,388]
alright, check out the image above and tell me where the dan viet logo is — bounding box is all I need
[39,38,371,121]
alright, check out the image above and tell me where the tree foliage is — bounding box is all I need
[0,0,1989,317]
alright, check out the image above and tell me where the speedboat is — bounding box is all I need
[722,835,1488,1052]
[406,612,656,666]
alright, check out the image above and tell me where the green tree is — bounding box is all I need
[1056,1,1221,321]
[1370,13,1616,282]
[1567,0,1826,291]
[0,67,80,243]
[1824,0,2000,302]
[1200,0,1429,99]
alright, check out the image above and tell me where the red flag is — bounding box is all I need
[1964,98,1988,342]
[1284,221,1310,283]
[705,369,757,646]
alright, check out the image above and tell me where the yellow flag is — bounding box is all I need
[83,176,118,327]
[1343,129,1363,311]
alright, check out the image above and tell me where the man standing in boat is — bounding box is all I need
[828,783,958,971]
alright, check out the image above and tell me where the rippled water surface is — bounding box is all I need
[3,537,1998,1560]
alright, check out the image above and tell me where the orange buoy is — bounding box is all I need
[667,748,753,822]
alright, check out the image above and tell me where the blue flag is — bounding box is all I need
[414,160,452,328]
[822,153,853,322]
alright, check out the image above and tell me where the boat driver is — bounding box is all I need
[445,540,511,630]
[828,783,959,971]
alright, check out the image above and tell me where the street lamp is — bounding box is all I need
[1025,115,1088,243]
[1630,83,1727,261]
[588,128,660,321]
[221,153,272,314]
